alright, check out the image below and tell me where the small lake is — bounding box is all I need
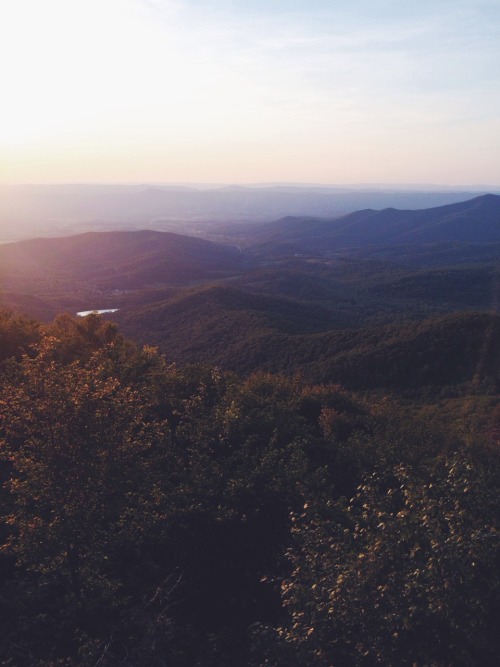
[76,309,119,317]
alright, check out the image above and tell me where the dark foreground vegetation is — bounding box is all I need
[0,310,499,666]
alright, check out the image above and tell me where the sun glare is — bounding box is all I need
[0,0,152,148]
[1,0,499,185]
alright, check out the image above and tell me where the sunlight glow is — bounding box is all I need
[1,0,499,184]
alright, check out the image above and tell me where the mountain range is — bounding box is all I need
[1,193,499,392]
[244,194,500,256]
[1,184,498,242]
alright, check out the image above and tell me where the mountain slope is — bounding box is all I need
[115,283,345,369]
[0,230,243,294]
[248,194,500,256]
[115,281,500,390]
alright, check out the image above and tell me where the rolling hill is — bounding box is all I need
[115,286,500,390]
[0,229,243,297]
[114,283,346,370]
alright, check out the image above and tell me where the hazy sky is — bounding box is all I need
[1,0,499,185]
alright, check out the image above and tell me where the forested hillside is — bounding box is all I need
[0,230,243,294]
[115,288,500,390]
[0,311,499,666]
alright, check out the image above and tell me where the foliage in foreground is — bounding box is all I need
[0,311,499,665]
[272,461,500,667]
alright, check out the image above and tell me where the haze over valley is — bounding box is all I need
[2,182,499,244]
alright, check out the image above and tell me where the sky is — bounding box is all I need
[1,0,499,186]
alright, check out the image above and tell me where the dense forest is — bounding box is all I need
[0,310,499,666]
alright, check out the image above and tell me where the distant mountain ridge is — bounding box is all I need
[1,184,497,242]
[248,194,500,255]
